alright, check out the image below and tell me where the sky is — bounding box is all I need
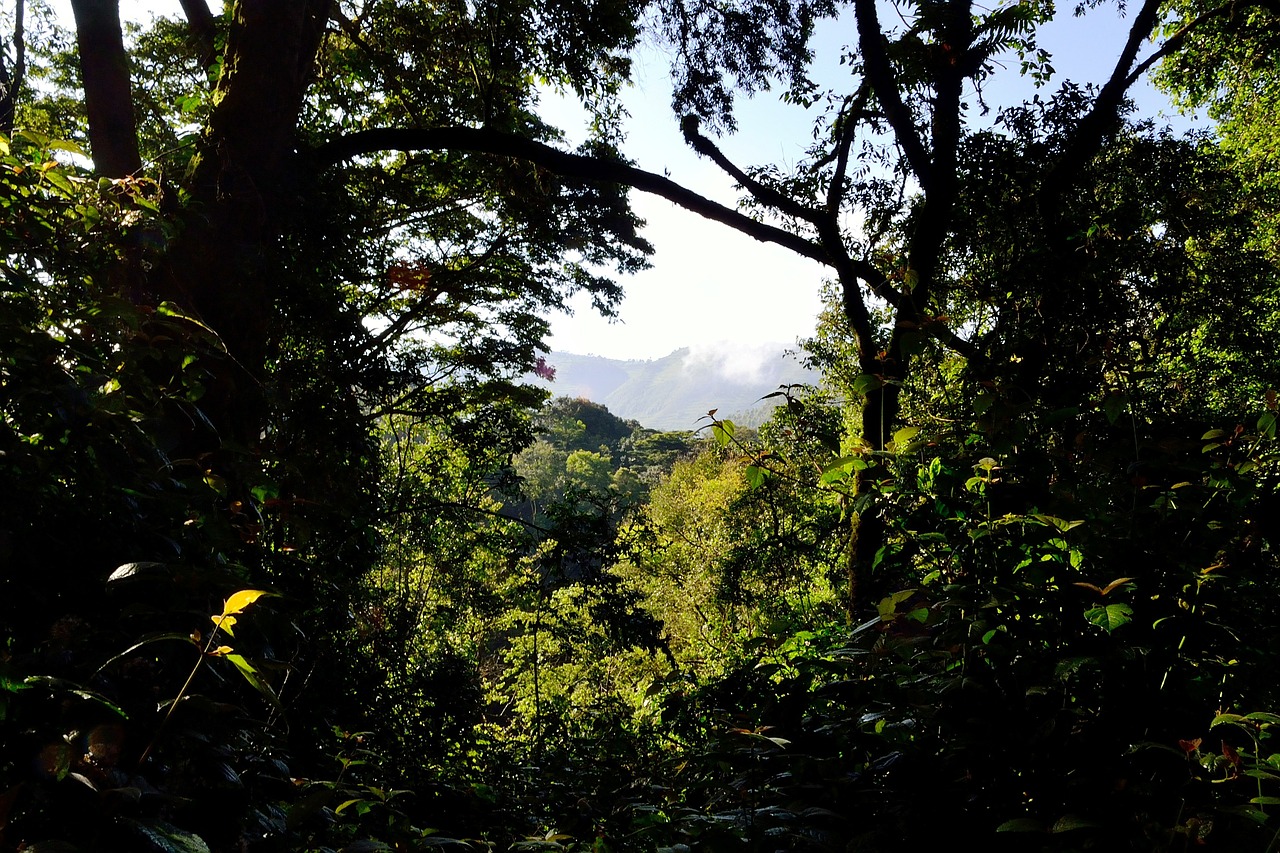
[75,1,1201,362]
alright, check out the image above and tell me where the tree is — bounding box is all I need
[49,0,649,451]
[2,2,652,848]
[1155,0,1280,259]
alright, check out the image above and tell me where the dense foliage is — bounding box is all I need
[3,0,1280,851]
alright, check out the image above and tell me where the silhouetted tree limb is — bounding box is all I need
[69,0,140,176]
[311,125,833,267]
[0,0,25,134]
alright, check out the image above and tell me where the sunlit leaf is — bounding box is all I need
[225,654,280,708]
[220,589,269,618]
[1083,603,1133,633]
[126,818,212,853]
[211,614,238,637]
[711,419,736,447]
[48,138,86,156]
[107,562,169,584]
[1244,712,1280,726]
[156,302,225,347]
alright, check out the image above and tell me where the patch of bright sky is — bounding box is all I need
[542,6,1204,361]
[80,1,1202,362]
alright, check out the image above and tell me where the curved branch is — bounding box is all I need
[853,0,933,189]
[827,85,869,216]
[310,125,833,266]
[1123,0,1263,90]
[680,114,822,223]
[1047,0,1163,192]
[177,0,217,70]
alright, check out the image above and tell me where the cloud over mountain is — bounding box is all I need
[528,343,818,430]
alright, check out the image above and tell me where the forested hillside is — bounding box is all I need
[3,1,1280,851]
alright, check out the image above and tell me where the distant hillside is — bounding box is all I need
[528,344,821,431]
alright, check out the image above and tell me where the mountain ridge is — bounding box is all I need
[529,344,820,431]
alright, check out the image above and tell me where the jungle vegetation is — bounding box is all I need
[3,0,1280,850]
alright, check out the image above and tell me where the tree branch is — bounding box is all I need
[312,126,969,366]
[310,125,833,266]
[826,85,869,216]
[70,0,141,176]
[1123,0,1260,89]
[0,0,25,134]
[680,114,822,223]
[177,0,217,70]
[853,0,933,189]
[1046,0,1163,193]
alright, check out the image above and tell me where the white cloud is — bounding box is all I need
[683,340,802,384]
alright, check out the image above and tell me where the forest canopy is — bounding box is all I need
[2,0,1280,851]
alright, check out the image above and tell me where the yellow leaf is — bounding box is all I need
[207,645,233,656]
[220,589,268,618]
[211,614,237,637]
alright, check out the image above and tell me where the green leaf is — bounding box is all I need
[1029,515,1084,532]
[155,302,226,348]
[48,139,87,157]
[711,419,736,447]
[24,676,127,718]
[743,465,765,490]
[995,818,1044,832]
[1102,391,1128,425]
[97,633,198,675]
[225,654,281,709]
[107,561,170,584]
[42,169,74,195]
[852,374,884,395]
[891,426,920,452]
[126,820,211,853]
[1051,814,1102,832]
[1083,603,1133,633]
[335,798,369,816]
[1222,805,1270,824]
[876,589,916,621]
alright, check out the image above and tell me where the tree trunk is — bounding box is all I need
[155,0,329,449]
[69,0,140,177]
